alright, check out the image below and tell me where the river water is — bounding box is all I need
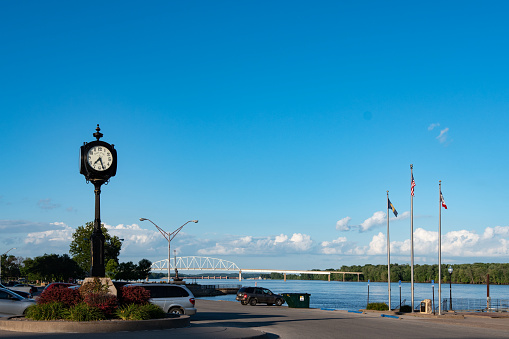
[191,279,509,311]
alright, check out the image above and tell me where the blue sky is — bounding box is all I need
[1,1,509,270]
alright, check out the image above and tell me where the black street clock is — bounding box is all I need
[80,125,117,182]
[80,124,117,277]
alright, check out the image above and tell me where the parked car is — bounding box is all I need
[43,282,78,292]
[236,287,285,306]
[0,283,32,299]
[125,283,196,315]
[13,284,37,294]
[0,288,36,316]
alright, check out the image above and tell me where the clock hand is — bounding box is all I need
[99,157,105,170]
[94,158,101,165]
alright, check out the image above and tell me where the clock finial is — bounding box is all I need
[93,124,103,141]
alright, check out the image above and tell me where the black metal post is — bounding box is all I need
[399,280,401,309]
[367,280,370,308]
[449,272,452,311]
[90,181,105,277]
[432,283,435,315]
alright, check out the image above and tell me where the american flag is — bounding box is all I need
[411,173,415,196]
[440,191,447,209]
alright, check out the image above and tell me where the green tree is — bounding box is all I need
[105,259,119,279]
[136,259,152,280]
[22,254,84,282]
[69,221,123,274]
[115,259,152,281]
[116,261,137,281]
[0,255,22,282]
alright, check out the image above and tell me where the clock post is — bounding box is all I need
[80,125,117,277]
[91,180,105,276]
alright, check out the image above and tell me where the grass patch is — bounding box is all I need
[25,302,66,320]
[63,303,106,321]
[366,302,389,311]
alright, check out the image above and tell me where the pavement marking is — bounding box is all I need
[381,314,399,319]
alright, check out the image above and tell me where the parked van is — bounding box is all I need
[125,283,196,315]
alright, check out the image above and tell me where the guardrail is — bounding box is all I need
[443,298,509,312]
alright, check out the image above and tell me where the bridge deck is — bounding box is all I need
[150,256,362,281]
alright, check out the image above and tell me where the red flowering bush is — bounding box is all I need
[38,287,82,307]
[84,293,118,318]
[119,286,150,305]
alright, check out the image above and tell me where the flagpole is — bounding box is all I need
[387,190,391,310]
[439,180,442,315]
[411,164,414,312]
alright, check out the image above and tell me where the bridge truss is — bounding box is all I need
[150,256,362,282]
[151,256,240,272]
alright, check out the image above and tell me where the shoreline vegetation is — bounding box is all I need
[267,263,509,284]
[151,263,509,285]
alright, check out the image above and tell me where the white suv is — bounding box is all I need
[125,283,196,315]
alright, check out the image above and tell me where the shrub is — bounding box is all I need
[139,303,166,319]
[37,287,82,307]
[25,302,66,320]
[366,302,389,311]
[119,286,150,305]
[63,302,106,321]
[115,304,150,320]
[84,293,118,318]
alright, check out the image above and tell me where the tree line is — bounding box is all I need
[0,222,151,283]
[264,263,509,284]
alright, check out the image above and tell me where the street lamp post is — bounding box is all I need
[139,218,198,283]
[448,266,453,311]
[0,248,16,284]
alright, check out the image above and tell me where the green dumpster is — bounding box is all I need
[282,293,311,308]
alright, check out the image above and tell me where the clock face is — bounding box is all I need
[87,146,113,171]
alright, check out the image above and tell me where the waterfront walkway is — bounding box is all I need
[2,300,509,338]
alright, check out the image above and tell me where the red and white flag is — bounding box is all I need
[440,191,447,209]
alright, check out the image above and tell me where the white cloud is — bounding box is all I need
[321,236,348,255]
[428,123,440,131]
[483,226,509,239]
[197,233,313,256]
[274,234,288,244]
[360,211,386,232]
[347,226,509,260]
[0,220,58,234]
[396,211,410,220]
[289,233,313,251]
[23,222,74,254]
[7,218,509,266]
[366,232,387,255]
[436,127,450,144]
[197,243,246,256]
[37,198,60,210]
[336,217,351,231]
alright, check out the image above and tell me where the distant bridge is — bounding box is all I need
[150,256,362,281]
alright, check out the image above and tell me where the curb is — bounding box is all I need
[0,315,190,333]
